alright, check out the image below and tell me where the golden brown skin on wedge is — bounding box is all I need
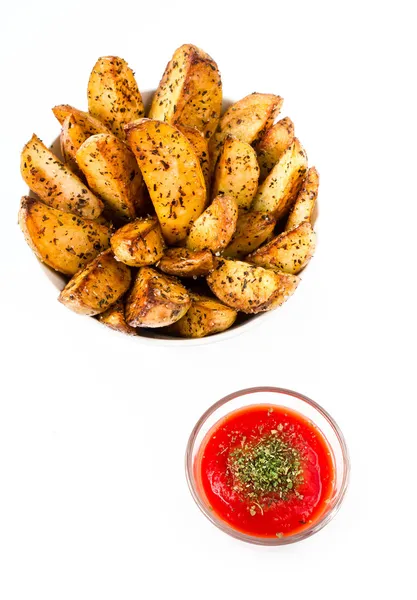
[97,299,137,335]
[158,248,214,277]
[186,194,238,252]
[58,249,131,316]
[18,196,111,276]
[52,105,112,135]
[149,44,222,140]
[285,167,319,230]
[206,259,299,314]
[21,135,103,219]
[255,117,295,182]
[125,267,191,328]
[110,217,165,267]
[167,293,237,338]
[88,56,145,139]
[60,114,88,175]
[223,211,276,259]
[176,125,211,193]
[125,119,207,245]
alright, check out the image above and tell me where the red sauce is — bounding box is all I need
[195,404,335,538]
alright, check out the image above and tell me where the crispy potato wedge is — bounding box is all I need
[110,217,165,266]
[18,196,111,276]
[248,222,316,274]
[256,117,295,181]
[252,138,308,220]
[168,293,237,338]
[286,167,319,230]
[21,135,104,219]
[97,299,137,335]
[60,114,87,175]
[212,137,260,210]
[223,211,276,258]
[87,56,145,139]
[186,194,238,252]
[158,247,214,277]
[52,104,112,135]
[58,249,131,316]
[207,258,299,314]
[176,125,211,192]
[125,119,206,244]
[209,93,283,167]
[125,267,191,328]
[149,44,222,139]
[76,133,144,222]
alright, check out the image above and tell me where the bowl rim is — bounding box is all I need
[185,386,350,545]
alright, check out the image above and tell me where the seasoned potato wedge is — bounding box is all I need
[125,119,206,244]
[223,211,276,258]
[207,259,299,314]
[18,196,111,275]
[21,135,103,219]
[212,137,260,210]
[149,44,222,139]
[168,293,237,338]
[110,217,165,266]
[186,194,238,252]
[256,117,295,181]
[209,93,283,166]
[88,56,145,139]
[286,167,319,230]
[177,125,211,192]
[52,104,112,135]
[97,299,137,335]
[252,138,308,220]
[58,249,131,316]
[248,222,316,274]
[76,133,144,222]
[125,267,191,328]
[60,114,87,174]
[158,247,214,277]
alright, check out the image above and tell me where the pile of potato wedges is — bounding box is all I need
[19,44,318,339]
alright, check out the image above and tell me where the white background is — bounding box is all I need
[1,1,416,598]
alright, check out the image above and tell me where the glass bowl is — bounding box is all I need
[185,386,350,545]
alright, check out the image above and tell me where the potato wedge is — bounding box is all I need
[149,44,222,139]
[125,267,191,328]
[18,196,111,276]
[256,117,295,181]
[212,137,260,210]
[207,259,299,314]
[58,249,131,316]
[223,211,276,258]
[168,293,237,338]
[286,167,319,230]
[52,104,112,135]
[248,222,316,274]
[97,299,137,335]
[21,134,103,219]
[76,133,144,222]
[110,217,165,266]
[176,125,210,192]
[158,247,214,277]
[209,93,283,166]
[252,138,307,220]
[60,115,88,174]
[186,194,238,252]
[87,56,145,139]
[125,119,206,244]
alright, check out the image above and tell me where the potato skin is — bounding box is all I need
[158,247,214,277]
[149,44,222,139]
[60,114,87,175]
[110,217,165,266]
[186,194,238,252]
[167,293,237,338]
[176,125,211,193]
[212,137,260,210]
[52,104,112,135]
[223,211,276,259]
[125,119,206,244]
[58,249,131,316]
[206,258,299,314]
[252,138,308,220]
[87,56,145,139]
[248,222,316,274]
[256,117,295,181]
[97,299,137,335]
[21,134,103,219]
[76,133,144,222]
[286,167,319,230]
[125,267,191,328]
[18,196,111,276]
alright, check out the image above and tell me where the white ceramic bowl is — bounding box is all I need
[30,90,318,345]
